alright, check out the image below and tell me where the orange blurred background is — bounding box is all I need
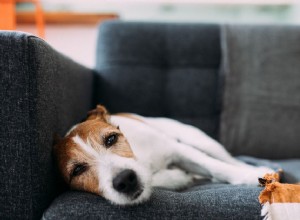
[1,0,299,67]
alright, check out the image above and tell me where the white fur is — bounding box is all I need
[66,124,78,136]
[98,154,152,205]
[151,169,195,190]
[73,135,99,158]
[110,115,274,188]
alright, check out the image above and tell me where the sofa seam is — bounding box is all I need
[26,35,39,220]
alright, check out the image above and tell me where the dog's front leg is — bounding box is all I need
[152,168,195,190]
[172,143,274,185]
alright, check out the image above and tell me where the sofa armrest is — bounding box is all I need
[0,31,93,220]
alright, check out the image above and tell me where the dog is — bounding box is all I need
[53,105,274,205]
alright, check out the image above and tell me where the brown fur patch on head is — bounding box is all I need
[53,137,101,194]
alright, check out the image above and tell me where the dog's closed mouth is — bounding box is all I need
[132,189,143,200]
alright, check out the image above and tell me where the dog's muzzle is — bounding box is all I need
[112,169,143,199]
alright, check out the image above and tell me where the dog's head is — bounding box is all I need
[53,105,151,205]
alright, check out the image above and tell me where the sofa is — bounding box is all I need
[1,21,300,220]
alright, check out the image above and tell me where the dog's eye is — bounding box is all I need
[105,134,118,147]
[71,163,88,177]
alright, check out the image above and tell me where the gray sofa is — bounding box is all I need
[1,21,300,220]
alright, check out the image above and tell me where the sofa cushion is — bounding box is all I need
[275,159,300,183]
[42,184,262,220]
[42,159,300,220]
[95,21,221,138]
[239,156,300,183]
[220,25,300,159]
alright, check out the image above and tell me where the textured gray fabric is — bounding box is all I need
[238,156,282,171]
[220,25,300,159]
[0,31,93,220]
[238,156,300,183]
[42,184,262,220]
[95,21,221,138]
[275,159,300,183]
[42,158,300,220]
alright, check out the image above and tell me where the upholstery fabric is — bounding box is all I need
[42,132,300,220]
[238,156,300,183]
[0,31,93,220]
[95,21,221,138]
[220,25,300,159]
[41,159,300,220]
[42,185,262,220]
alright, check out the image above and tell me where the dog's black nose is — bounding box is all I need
[113,169,138,194]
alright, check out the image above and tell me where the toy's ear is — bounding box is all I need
[86,105,110,122]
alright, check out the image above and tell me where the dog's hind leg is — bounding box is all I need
[171,142,274,185]
[144,117,247,167]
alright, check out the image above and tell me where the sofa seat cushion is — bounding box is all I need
[42,185,262,220]
[43,159,299,220]
[276,159,300,183]
[238,157,300,183]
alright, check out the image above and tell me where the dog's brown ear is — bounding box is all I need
[51,134,69,193]
[86,105,110,122]
[52,133,63,156]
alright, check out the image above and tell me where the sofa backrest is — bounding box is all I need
[95,21,300,160]
[95,21,222,139]
[220,25,300,159]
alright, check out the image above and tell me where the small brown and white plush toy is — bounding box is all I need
[259,171,300,220]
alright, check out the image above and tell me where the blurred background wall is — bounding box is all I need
[12,0,300,67]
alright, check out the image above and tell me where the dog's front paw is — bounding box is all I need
[170,169,196,190]
[229,166,275,185]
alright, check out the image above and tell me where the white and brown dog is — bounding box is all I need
[53,105,274,205]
